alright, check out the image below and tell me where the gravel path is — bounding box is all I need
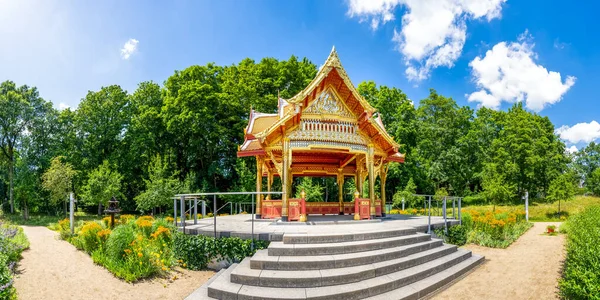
[13,226,214,300]
[433,222,565,300]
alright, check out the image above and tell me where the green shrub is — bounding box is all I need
[105,223,136,259]
[447,225,467,246]
[173,232,269,270]
[463,194,487,206]
[71,221,103,253]
[0,253,15,300]
[0,222,29,300]
[560,206,600,299]
[460,208,532,248]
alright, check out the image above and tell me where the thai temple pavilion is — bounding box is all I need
[237,47,404,221]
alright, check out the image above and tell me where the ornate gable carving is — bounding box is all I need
[303,88,354,119]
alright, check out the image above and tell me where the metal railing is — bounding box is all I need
[387,194,462,235]
[173,192,283,251]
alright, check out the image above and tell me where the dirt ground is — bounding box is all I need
[432,222,565,300]
[13,226,214,300]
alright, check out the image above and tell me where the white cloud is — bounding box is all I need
[556,121,600,144]
[347,0,506,81]
[566,145,578,154]
[120,38,139,60]
[58,102,70,110]
[468,32,576,111]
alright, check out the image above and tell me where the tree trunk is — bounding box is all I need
[8,152,14,213]
[98,203,102,217]
[22,200,28,220]
[558,199,561,218]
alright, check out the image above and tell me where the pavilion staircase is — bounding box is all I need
[188,228,483,300]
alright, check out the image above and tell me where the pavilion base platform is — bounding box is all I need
[185,222,482,300]
[180,214,459,242]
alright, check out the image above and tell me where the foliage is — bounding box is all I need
[134,155,181,211]
[0,221,30,299]
[172,232,269,270]
[435,225,467,246]
[41,156,77,206]
[80,160,123,214]
[461,208,532,248]
[586,168,600,196]
[392,177,420,209]
[294,177,323,202]
[65,215,176,282]
[560,206,600,299]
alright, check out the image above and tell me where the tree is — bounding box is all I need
[392,177,419,209]
[294,177,323,202]
[481,165,514,211]
[586,168,600,196]
[0,81,43,213]
[135,155,181,212]
[42,156,77,215]
[81,161,123,216]
[547,172,576,217]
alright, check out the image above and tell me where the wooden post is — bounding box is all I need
[266,169,273,200]
[281,138,290,221]
[337,168,344,215]
[380,164,388,217]
[367,144,376,219]
[354,190,360,220]
[255,156,263,218]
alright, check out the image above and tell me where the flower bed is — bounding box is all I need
[560,206,600,299]
[460,208,532,248]
[57,216,176,282]
[0,221,30,299]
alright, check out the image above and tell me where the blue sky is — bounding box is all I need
[1,0,598,150]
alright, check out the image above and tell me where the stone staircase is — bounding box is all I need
[188,228,483,300]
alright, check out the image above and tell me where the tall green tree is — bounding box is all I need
[135,155,181,212]
[0,81,44,213]
[41,156,77,215]
[81,160,123,216]
[547,172,577,216]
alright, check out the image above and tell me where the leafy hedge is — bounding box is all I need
[0,221,30,299]
[173,233,269,270]
[560,206,600,299]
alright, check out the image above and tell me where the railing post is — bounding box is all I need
[402,197,405,211]
[251,194,255,252]
[180,196,185,231]
[173,198,177,226]
[202,200,206,218]
[194,198,198,225]
[458,197,462,225]
[427,196,432,234]
[443,196,447,235]
[213,195,217,239]
[453,198,456,220]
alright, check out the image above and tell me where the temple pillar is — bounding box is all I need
[266,168,273,200]
[355,158,364,196]
[255,156,264,218]
[380,164,388,217]
[367,144,376,219]
[281,138,291,221]
[337,168,344,215]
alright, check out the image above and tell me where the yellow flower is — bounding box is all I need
[139,262,142,265]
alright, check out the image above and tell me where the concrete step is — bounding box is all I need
[282,228,417,244]
[252,239,443,270]
[207,249,474,300]
[268,233,431,256]
[231,244,457,288]
[364,254,485,300]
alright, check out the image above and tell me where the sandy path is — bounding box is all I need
[433,222,565,300]
[13,226,214,300]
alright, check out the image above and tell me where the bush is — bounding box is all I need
[460,208,532,248]
[71,221,103,253]
[173,232,269,270]
[0,221,30,300]
[463,194,487,206]
[560,206,600,299]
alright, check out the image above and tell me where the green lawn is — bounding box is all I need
[462,195,600,221]
[0,212,101,227]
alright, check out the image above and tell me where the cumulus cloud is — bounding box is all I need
[468,32,576,111]
[566,145,578,154]
[58,102,70,110]
[556,121,600,144]
[346,0,506,81]
[120,38,139,60]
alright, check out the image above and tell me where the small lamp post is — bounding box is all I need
[299,190,307,222]
[104,196,121,228]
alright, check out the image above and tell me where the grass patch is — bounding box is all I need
[1,212,101,227]
[559,205,600,299]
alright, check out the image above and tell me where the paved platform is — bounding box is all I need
[180,214,459,241]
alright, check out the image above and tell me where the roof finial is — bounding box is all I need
[331,45,336,54]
